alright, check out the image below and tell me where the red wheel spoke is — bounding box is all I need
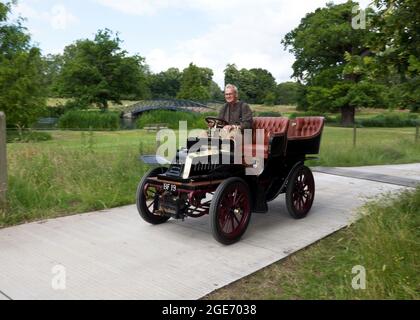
[232,213,241,225]
[221,215,230,232]
[230,216,235,232]
[235,194,245,206]
[216,182,250,240]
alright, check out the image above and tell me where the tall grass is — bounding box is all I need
[136,110,211,130]
[357,112,419,127]
[0,131,156,227]
[58,110,120,130]
[1,126,419,227]
[206,187,420,300]
[308,127,420,167]
[6,129,52,143]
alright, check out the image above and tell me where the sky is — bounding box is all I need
[12,0,373,88]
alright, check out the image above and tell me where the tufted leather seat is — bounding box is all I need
[287,117,324,140]
[243,117,289,158]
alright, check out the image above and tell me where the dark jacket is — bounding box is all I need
[217,101,253,129]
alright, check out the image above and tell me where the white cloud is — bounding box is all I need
[141,0,331,87]
[14,2,78,31]
[15,2,41,20]
[94,0,172,16]
[17,0,373,88]
[113,0,373,87]
[50,5,78,30]
[95,0,373,16]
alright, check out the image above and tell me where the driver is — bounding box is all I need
[218,84,253,133]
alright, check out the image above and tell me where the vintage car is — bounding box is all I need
[136,116,325,244]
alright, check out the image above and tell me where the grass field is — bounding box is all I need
[1,126,419,227]
[205,186,420,300]
[307,126,420,167]
[1,130,157,226]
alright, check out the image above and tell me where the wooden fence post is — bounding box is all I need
[0,112,7,209]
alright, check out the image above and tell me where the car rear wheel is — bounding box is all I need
[136,167,170,225]
[285,165,315,219]
[210,177,252,245]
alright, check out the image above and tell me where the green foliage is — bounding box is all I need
[282,1,374,85]
[62,97,90,110]
[307,82,387,112]
[57,29,150,110]
[357,112,419,127]
[2,127,420,227]
[0,1,46,127]
[282,2,379,124]
[207,186,420,300]
[177,63,213,101]
[41,54,64,97]
[6,129,52,143]
[135,110,207,130]
[263,92,276,106]
[1,132,155,226]
[208,80,224,101]
[58,110,120,130]
[276,82,300,105]
[224,64,277,104]
[288,110,334,122]
[148,68,182,99]
[255,111,282,117]
[372,0,420,82]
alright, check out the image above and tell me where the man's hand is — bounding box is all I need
[223,125,240,132]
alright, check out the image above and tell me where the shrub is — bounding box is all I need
[357,112,419,127]
[263,92,277,106]
[6,130,52,143]
[135,110,207,130]
[58,110,120,130]
[289,111,336,123]
[255,111,283,117]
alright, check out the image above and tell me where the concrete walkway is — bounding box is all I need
[0,164,418,300]
[314,163,420,187]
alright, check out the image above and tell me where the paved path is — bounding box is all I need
[314,163,420,187]
[0,164,418,300]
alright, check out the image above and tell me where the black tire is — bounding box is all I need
[210,177,252,245]
[136,167,170,225]
[285,165,315,219]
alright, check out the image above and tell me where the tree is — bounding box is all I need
[371,0,420,111]
[42,54,64,97]
[0,1,46,127]
[224,64,241,89]
[57,29,150,110]
[223,64,277,104]
[282,1,378,124]
[276,82,301,105]
[208,80,224,101]
[176,63,212,101]
[148,68,182,99]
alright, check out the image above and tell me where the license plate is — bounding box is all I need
[163,183,177,192]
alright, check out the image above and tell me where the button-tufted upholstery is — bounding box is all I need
[244,117,289,158]
[287,117,324,140]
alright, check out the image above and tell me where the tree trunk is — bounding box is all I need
[100,100,108,111]
[341,105,355,126]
